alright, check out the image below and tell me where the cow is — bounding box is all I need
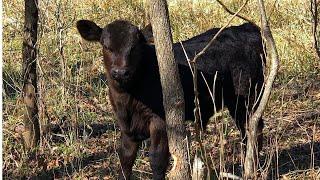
[76,19,265,179]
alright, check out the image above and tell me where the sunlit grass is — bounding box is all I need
[3,0,319,179]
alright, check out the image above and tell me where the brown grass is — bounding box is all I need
[3,0,320,179]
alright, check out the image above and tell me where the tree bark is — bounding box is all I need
[148,0,191,179]
[244,0,280,178]
[311,0,320,59]
[22,0,40,150]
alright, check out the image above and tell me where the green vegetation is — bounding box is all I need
[3,0,319,179]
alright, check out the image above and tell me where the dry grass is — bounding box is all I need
[2,0,320,179]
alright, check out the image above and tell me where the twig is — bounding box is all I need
[215,0,257,26]
[183,1,250,178]
[192,0,249,63]
[191,60,211,177]
[179,42,210,179]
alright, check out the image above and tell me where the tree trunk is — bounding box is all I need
[311,0,320,59]
[244,0,280,178]
[22,0,40,150]
[148,0,191,179]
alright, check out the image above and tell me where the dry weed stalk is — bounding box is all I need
[181,1,250,179]
[181,0,248,179]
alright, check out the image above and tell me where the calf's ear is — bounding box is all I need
[141,24,154,45]
[76,20,102,42]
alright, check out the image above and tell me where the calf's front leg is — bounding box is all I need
[149,118,170,180]
[118,132,140,180]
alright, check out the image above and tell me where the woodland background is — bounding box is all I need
[3,0,320,179]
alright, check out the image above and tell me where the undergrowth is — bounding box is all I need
[3,0,320,179]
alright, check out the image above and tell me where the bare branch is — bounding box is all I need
[180,41,211,180]
[180,1,251,178]
[244,0,280,177]
[216,0,257,26]
[192,0,249,63]
[253,0,280,127]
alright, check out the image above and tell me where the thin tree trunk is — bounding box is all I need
[37,57,46,138]
[148,0,191,179]
[22,0,40,150]
[311,0,320,59]
[244,0,280,178]
[55,0,66,105]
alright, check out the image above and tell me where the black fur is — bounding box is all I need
[77,20,265,179]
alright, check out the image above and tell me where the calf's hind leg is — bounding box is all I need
[118,133,140,180]
[225,95,264,152]
[149,118,170,180]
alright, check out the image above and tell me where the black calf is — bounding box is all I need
[77,19,265,179]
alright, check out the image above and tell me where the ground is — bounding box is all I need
[2,0,320,179]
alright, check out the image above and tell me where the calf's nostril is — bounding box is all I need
[111,69,129,80]
[111,69,118,79]
[123,70,129,77]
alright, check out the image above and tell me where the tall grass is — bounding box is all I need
[3,0,319,179]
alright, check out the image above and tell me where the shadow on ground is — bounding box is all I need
[31,150,114,179]
[26,137,319,179]
[210,140,319,179]
[268,141,320,179]
[29,122,117,179]
[50,122,116,142]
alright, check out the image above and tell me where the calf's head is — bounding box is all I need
[76,20,148,90]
